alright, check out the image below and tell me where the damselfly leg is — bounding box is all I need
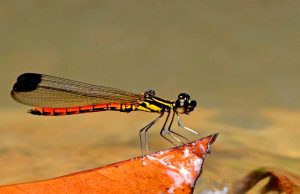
[160,110,189,146]
[159,111,176,146]
[167,111,190,142]
[140,110,192,157]
[176,111,198,135]
[139,112,164,156]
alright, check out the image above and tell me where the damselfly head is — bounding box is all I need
[174,93,197,114]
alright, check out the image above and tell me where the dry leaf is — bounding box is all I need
[233,167,300,194]
[0,133,218,194]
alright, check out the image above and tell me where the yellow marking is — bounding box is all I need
[136,106,152,112]
[136,101,164,113]
[146,103,164,112]
[152,98,173,108]
[131,104,137,111]
[121,104,137,111]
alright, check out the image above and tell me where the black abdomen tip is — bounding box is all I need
[13,73,42,92]
[28,109,43,115]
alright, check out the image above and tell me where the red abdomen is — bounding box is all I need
[30,103,136,116]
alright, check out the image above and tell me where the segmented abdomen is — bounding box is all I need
[30,103,136,116]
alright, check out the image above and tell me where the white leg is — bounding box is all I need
[176,113,199,134]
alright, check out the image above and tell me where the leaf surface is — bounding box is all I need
[0,134,218,194]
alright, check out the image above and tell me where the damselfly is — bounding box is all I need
[11,73,198,155]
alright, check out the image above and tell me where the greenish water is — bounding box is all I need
[0,1,299,192]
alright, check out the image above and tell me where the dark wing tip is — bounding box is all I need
[12,73,42,92]
[16,73,42,81]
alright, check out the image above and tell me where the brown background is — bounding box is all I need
[0,1,299,192]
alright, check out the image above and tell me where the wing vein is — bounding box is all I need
[11,73,141,108]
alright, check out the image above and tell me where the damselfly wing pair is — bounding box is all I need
[11,73,198,155]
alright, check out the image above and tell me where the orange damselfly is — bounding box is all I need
[11,73,198,155]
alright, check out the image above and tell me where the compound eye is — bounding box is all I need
[178,93,190,99]
[175,98,189,107]
[190,100,197,107]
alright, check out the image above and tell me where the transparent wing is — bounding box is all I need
[11,73,141,108]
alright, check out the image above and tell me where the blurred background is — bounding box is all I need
[0,1,300,192]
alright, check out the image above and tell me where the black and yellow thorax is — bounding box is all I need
[136,96,174,113]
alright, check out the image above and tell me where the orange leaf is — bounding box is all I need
[0,133,218,194]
